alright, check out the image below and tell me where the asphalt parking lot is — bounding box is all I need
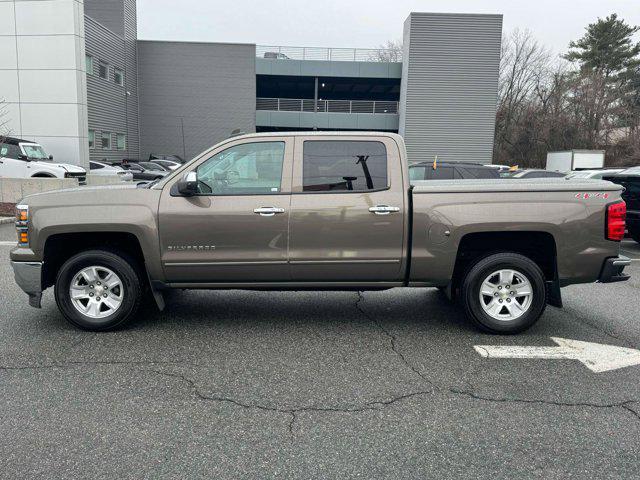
[1,222,639,479]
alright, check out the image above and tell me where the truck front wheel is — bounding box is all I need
[54,250,143,331]
[461,253,547,334]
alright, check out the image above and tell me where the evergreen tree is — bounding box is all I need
[564,14,640,78]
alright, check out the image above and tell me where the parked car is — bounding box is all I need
[139,161,171,174]
[10,132,630,335]
[0,137,86,184]
[150,159,182,171]
[565,169,625,180]
[149,154,185,163]
[409,161,500,181]
[263,52,290,59]
[484,164,512,173]
[604,167,640,244]
[118,161,166,181]
[89,161,133,182]
[507,169,567,179]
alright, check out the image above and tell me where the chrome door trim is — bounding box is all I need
[164,260,289,267]
[289,259,401,265]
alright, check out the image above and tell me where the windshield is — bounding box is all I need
[21,144,48,160]
[566,171,591,179]
[140,162,165,171]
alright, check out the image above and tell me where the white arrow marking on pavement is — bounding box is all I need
[474,337,640,373]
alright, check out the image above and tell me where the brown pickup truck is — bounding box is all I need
[10,132,631,333]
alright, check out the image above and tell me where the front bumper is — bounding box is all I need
[598,256,631,284]
[11,261,43,308]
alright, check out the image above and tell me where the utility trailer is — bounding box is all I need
[546,150,605,172]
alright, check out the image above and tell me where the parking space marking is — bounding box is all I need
[0,242,17,247]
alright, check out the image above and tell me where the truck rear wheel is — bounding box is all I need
[461,253,547,334]
[630,229,640,244]
[54,250,143,331]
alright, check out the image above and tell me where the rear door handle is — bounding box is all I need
[254,207,286,217]
[369,205,400,215]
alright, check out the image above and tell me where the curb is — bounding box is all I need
[0,217,14,225]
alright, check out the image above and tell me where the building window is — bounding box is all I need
[114,68,124,86]
[88,130,95,149]
[116,133,126,151]
[302,141,388,192]
[98,61,109,80]
[86,55,94,75]
[101,132,112,150]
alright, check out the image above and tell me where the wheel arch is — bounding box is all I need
[42,231,146,290]
[450,231,561,306]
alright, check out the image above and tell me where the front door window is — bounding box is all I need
[196,142,285,195]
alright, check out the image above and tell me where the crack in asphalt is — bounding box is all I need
[0,360,202,371]
[355,291,435,389]
[450,387,640,421]
[147,368,434,442]
[560,304,636,348]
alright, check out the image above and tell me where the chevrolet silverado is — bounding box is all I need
[10,132,631,333]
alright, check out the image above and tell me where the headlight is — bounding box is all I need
[15,204,29,246]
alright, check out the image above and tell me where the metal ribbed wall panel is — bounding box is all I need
[399,13,502,164]
[84,0,125,36]
[84,0,139,163]
[137,41,256,160]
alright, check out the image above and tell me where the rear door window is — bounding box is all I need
[302,141,388,192]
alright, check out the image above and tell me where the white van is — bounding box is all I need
[0,137,87,184]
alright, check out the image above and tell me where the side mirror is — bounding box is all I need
[48,155,54,160]
[176,172,198,196]
[18,154,28,161]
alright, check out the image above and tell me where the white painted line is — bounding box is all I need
[0,241,17,247]
[475,337,640,373]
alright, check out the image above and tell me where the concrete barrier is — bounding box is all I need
[0,177,79,215]
[0,175,134,215]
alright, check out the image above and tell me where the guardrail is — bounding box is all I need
[257,98,399,114]
[257,45,403,62]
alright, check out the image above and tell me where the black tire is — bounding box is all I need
[461,253,547,334]
[54,250,143,331]
[630,230,640,245]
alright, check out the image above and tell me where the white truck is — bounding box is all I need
[0,137,87,184]
[546,150,605,173]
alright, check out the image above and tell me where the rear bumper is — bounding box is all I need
[598,256,631,284]
[11,261,43,308]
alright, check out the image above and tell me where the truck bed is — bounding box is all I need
[409,178,624,286]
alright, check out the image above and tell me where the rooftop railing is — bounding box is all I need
[257,98,399,114]
[256,45,403,63]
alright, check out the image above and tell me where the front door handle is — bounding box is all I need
[369,205,400,215]
[254,207,286,217]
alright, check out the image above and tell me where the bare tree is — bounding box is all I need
[494,29,554,166]
[0,98,10,146]
[369,40,403,62]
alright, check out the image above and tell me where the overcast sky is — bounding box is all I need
[138,0,640,57]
